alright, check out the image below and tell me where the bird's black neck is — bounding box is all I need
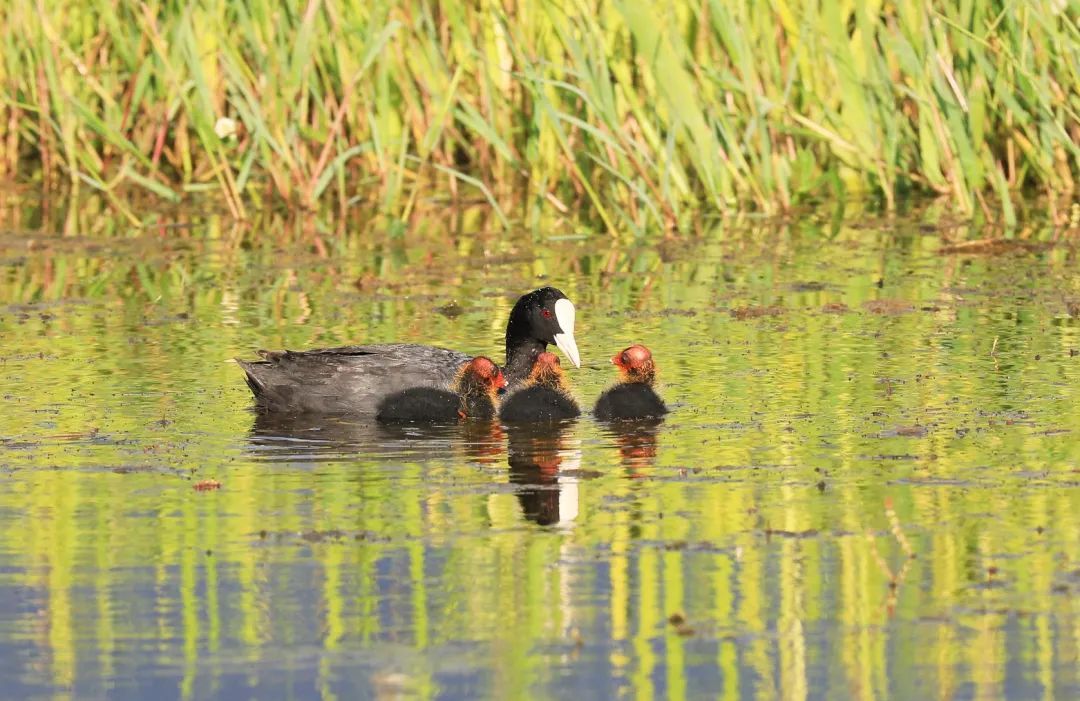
[504,338,546,386]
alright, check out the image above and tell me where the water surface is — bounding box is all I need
[1,200,1078,699]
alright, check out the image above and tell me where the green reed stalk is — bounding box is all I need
[0,0,1075,232]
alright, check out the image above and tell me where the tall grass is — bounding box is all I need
[0,0,1076,232]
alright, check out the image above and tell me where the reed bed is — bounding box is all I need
[0,0,1076,232]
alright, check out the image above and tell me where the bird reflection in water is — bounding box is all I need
[247,412,505,463]
[247,411,664,527]
[505,420,581,527]
[601,417,664,478]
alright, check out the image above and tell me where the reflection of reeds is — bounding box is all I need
[868,497,917,618]
[2,2,1077,229]
[2,208,1080,698]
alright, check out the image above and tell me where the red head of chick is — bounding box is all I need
[611,344,656,384]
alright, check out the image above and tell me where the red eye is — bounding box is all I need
[541,309,552,319]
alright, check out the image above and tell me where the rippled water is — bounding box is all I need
[1,200,1078,699]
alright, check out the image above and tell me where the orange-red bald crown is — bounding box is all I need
[463,356,506,391]
[536,352,560,367]
[527,351,566,389]
[611,344,656,384]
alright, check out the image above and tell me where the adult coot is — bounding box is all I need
[238,287,579,414]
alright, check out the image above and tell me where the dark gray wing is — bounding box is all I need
[237,343,471,414]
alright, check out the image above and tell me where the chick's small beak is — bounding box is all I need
[494,371,507,390]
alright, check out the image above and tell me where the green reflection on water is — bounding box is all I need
[0,196,1078,699]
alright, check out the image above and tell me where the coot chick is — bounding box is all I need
[594,344,668,420]
[237,286,580,414]
[376,356,506,422]
[499,352,580,422]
